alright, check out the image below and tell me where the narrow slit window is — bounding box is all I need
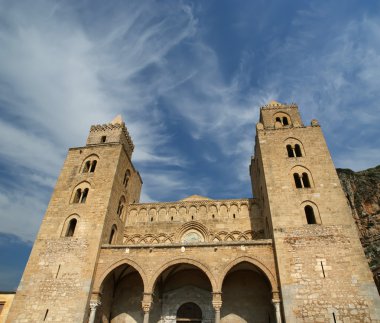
[123,170,131,187]
[305,205,316,224]
[90,160,97,172]
[101,136,106,143]
[293,173,302,188]
[294,144,302,157]
[302,173,311,188]
[109,227,116,244]
[73,189,81,203]
[66,218,77,237]
[82,161,91,173]
[286,145,294,157]
[80,188,89,203]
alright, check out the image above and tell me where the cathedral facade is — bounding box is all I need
[6,102,380,322]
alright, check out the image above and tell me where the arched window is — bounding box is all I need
[72,186,90,204]
[65,219,77,237]
[81,188,89,203]
[282,117,289,125]
[90,160,97,172]
[275,117,281,123]
[117,196,126,219]
[177,302,202,322]
[82,161,91,173]
[109,225,117,244]
[292,168,313,189]
[73,189,82,203]
[81,156,99,173]
[123,169,131,188]
[293,173,302,188]
[286,145,294,157]
[302,173,311,188]
[294,144,302,157]
[305,205,316,224]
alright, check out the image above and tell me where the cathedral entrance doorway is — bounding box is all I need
[176,302,202,322]
[221,261,275,323]
[150,263,213,323]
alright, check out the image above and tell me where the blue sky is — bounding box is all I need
[0,0,379,290]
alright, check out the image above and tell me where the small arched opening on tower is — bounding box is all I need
[71,182,91,204]
[123,169,131,188]
[291,166,313,189]
[286,145,295,157]
[274,112,292,127]
[65,218,77,237]
[109,225,117,244]
[294,144,302,157]
[80,154,99,174]
[305,205,316,224]
[301,173,311,188]
[117,196,126,220]
[284,138,305,158]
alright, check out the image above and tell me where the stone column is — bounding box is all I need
[272,291,282,323]
[89,300,101,323]
[142,292,153,323]
[212,292,222,323]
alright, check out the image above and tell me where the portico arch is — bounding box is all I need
[148,258,216,323]
[93,260,148,323]
[148,258,217,293]
[220,257,277,323]
[219,256,278,292]
[94,258,148,294]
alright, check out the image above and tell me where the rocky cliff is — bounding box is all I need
[337,165,380,289]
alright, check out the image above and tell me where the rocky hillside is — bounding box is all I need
[337,165,380,288]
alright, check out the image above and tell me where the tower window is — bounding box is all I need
[73,189,82,203]
[293,171,312,189]
[123,169,131,188]
[286,145,295,157]
[101,136,106,143]
[65,219,77,237]
[81,188,89,203]
[117,196,126,219]
[293,173,302,188]
[82,158,98,173]
[282,117,289,125]
[302,173,311,188]
[275,117,281,123]
[305,205,316,224]
[82,161,91,173]
[109,225,117,244]
[294,144,302,157]
[90,160,97,172]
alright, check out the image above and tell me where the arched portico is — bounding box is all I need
[218,256,278,292]
[147,259,217,323]
[91,261,148,323]
[147,258,218,293]
[218,257,280,323]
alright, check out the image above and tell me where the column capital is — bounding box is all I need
[272,290,281,302]
[90,300,101,310]
[142,292,153,313]
[212,291,222,310]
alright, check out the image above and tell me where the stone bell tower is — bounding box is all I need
[7,116,142,323]
[250,101,380,322]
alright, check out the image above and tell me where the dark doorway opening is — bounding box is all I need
[177,302,202,322]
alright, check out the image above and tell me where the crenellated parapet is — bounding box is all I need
[86,115,135,157]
